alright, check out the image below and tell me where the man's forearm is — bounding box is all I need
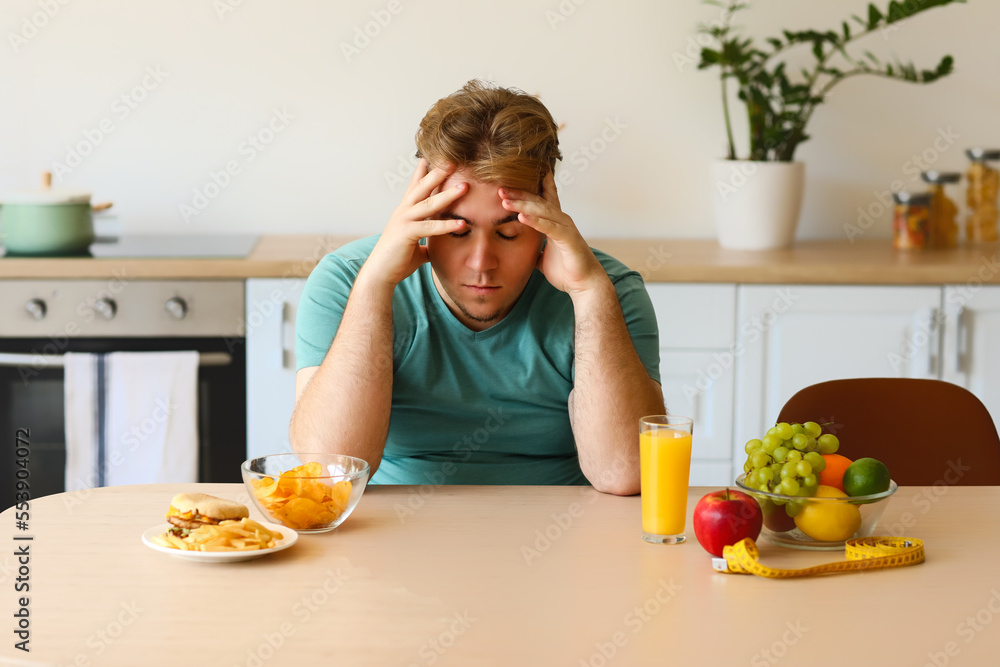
[289,270,395,475]
[570,281,665,496]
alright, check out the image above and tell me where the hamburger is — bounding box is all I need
[165,493,249,536]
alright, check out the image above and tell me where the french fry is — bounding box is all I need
[153,518,282,552]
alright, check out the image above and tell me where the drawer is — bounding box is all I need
[645,283,736,349]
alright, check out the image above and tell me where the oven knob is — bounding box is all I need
[94,298,117,320]
[165,297,188,320]
[25,299,47,320]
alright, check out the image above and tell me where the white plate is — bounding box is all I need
[141,521,298,563]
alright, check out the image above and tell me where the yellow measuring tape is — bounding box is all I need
[713,536,925,578]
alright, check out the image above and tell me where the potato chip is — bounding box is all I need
[250,461,354,530]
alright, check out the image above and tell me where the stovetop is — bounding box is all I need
[0,234,259,259]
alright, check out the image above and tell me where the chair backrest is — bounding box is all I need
[776,378,1000,486]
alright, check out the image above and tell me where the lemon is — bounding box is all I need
[793,485,862,542]
[843,458,891,497]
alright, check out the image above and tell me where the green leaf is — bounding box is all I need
[842,21,851,40]
[812,40,824,60]
[867,3,884,28]
[863,50,880,65]
[887,1,906,22]
[766,37,783,50]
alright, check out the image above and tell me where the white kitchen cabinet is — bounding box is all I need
[646,284,737,485]
[734,285,943,473]
[245,278,304,459]
[942,285,1000,434]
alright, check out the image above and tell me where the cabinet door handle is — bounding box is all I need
[911,307,937,377]
[953,306,965,374]
[278,301,288,370]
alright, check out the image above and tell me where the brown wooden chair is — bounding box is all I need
[776,378,1000,486]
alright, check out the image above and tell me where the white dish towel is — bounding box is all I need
[64,351,199,491]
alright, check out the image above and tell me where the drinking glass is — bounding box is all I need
[640,415,694,544]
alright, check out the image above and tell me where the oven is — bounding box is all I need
[0,279,247,511]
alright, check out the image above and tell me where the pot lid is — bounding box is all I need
[0,172,91,205]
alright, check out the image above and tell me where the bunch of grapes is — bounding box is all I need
[742,421,840,500]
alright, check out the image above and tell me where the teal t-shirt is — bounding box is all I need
[295,235,660,486]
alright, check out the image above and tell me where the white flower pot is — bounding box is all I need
[710,160,805,250]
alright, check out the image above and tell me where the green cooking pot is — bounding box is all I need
[0,174,111,256]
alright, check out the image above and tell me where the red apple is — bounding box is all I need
[692,489,763,557]
[760,498,796,533]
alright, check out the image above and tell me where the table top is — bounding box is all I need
[1,484,998,666]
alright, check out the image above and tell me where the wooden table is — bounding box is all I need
[1,484,998,666]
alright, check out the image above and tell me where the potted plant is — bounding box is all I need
[698,0,962,250]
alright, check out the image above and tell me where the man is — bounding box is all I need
[291,80,664,495]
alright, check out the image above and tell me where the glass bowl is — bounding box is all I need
[735,473,898,551]
[241,453,370,533]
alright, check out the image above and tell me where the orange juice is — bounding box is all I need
[640,428,693,537]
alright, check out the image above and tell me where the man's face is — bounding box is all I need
[425,169,544,331]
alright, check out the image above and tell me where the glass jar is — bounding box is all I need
[920,171,961,248]
[965,148,1000,244]
[893,191,931,250]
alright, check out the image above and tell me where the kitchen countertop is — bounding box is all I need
[0,235,998,284]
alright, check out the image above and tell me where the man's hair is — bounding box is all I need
[415,79,562,193]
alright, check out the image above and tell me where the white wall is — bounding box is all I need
[2,0,995,241]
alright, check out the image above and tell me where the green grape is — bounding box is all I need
[796,486,813,497]
[801,473,818,488]
[791,423,806,435]
[772,447,790,463]
[761,438,779,455]
[773,497,788,506]
[778,478,799,495]
[762,434,782,450]
[785,500,804,516]
[765,426,780,438]
[780,463,797,479]
[803,436,818,452]
[803,421,823,438]
[795,460,813,476]
[791,433,809,450]
[775,423,794,440]
[751,450,770,469]
[817,433,840,454]
[745,439,760,454]
[746,469,761,487]
[744,461,752,473]
[786,450,803,463]
[757,483,770,493]
[803,452,825,472]
[759,467,773,483]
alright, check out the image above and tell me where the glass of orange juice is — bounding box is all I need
[640,415,693,544]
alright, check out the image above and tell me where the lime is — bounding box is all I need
[793,485,862,542]
[843,458,891,497]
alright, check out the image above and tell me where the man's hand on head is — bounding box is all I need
[360,158,469,290]
[499,170,609,297]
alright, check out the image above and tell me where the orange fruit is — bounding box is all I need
[818,454,853,492]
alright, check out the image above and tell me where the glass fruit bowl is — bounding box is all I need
[735,473,898,551]
[241,454,370,533]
